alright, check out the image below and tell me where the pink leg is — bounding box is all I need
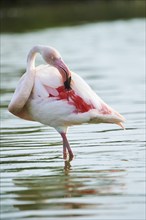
[60,133,74,160]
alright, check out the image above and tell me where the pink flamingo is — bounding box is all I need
[8,45,125,160]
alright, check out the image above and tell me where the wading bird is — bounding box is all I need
[8,45,125,160]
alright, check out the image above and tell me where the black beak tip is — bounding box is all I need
[64,76,72,90]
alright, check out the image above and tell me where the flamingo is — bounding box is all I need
[8,45,125,160]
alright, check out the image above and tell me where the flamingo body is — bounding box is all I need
[8,45,125,160]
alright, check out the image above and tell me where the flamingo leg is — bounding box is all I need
[61,133,74,160]
[63,141,67,160]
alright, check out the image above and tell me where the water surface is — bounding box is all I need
[1,19,145,220]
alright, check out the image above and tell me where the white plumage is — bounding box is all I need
[8,45,125,160]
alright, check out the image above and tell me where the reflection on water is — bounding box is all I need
[6,163,126,219]
[1,19,145,220]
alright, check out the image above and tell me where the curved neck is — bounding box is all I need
[26,46,41,72]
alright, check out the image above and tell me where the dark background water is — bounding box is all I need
[1,0,145,32]
[0,1,146,220]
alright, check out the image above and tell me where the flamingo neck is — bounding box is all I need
[27,46,41,72]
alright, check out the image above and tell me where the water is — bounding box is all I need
[1,19,145,220]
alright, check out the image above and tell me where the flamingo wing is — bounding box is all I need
[25,66,125,128]
[8,69,35,116]
[70,72,125,125]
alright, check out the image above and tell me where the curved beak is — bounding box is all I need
[54,59,72,90]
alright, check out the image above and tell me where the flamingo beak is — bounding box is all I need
[54,59,72,90]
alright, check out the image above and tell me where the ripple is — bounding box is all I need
[1,19,145,220]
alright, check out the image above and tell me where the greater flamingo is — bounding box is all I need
[8,45,125,160]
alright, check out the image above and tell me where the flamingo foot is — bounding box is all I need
[61,132,74,161]
[64,160,72,171]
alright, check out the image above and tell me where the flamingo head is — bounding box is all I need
[39,46,72,90]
